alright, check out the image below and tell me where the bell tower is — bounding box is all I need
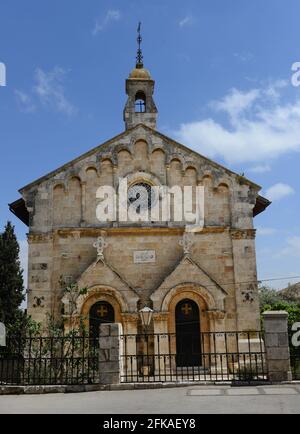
[123,23,158,130]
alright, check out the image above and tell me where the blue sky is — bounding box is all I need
[0,0,299,291]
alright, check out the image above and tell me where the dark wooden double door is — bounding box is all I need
[175,299,202,367]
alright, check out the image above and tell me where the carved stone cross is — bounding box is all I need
[93,236,108,260]
[179,232,194,256]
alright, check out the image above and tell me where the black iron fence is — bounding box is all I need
[289,328,300,380]
[0,331,269,386]
[0,335,99,386]
[120,331,268,383]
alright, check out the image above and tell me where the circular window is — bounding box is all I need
[128,182,155,213]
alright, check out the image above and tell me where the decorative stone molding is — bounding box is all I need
[206,310,226,320]
[241,291,255,303]
[121,313,139,323]
[152,312,169,322]
[230,229,256,240]
[33,296,45,308]
[179,232,194,255]
[93,235,108,261]
[27,233,53,243]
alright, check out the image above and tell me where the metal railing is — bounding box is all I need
[0,331,268,386]
[0,335,99,385]
[120,331,267,383]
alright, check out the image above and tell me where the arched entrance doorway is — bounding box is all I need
[89,301,115,337]
[175,299,201,367]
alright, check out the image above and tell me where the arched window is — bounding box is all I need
[135,91,146,113]
[128,182,154,214]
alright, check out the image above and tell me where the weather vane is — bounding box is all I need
[136,22,143,68]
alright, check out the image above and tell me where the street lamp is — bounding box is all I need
[139,307,154,332]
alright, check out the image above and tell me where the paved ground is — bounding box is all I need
[0,385,300,414]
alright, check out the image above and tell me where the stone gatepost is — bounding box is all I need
[99,323,123,385]
[263,311,292,382]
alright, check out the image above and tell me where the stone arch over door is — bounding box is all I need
[157,284,216,369]
[164,285,211,336]
[79,286,125,332]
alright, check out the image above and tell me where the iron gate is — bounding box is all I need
[120,331,268,383]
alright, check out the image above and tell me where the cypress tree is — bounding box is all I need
[0,222,25,327]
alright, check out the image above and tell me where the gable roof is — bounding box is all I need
[18,124,262,193]
[9,124,271,225]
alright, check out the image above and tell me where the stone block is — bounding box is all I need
[99,349,109,362]
[99,336,112,349]
[278,333,289,347]
[262,311,288,333]
[99,372,119,385]
[266,347,290,360]
[264,333,279,347]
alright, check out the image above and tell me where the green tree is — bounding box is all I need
[0,222,25,329]
[258,285,285,308]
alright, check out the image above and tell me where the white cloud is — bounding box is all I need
[281,236,300,257]
[265,183,295,201]
[15,90,36,113]
[179,16,193,28]
[34,67,77,116]
[257,227,277,236]
[211,88,260,124]
[93,9,121,35]
[174,80,300,164]
[233,52,254,63]
[248,164,271,174]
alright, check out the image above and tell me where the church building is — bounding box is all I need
[10,29,270,345]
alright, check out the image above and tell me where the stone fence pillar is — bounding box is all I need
[99,323,123,385]
[263,311,292,382]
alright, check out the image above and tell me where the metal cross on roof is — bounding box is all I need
[136,21,144,68]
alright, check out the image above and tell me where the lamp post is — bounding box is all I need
[138,307,154,377]
[139,306,154,333]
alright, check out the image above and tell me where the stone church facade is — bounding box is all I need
[10,47,270,340]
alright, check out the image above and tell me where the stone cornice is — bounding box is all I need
[28,226,233,241]
[121,313,139,323]
[230,229,256,240]
[153,312,169,322]
[207,310,226,320]
[27,233,53,243]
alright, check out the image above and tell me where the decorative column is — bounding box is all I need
[153,312,171,378]
[263,311,292,382]
[207,311,227,374]
[121,313,139,380]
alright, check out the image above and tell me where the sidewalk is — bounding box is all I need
[0,384,300,414]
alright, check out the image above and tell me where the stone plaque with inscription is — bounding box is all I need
[133,250,156,264]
